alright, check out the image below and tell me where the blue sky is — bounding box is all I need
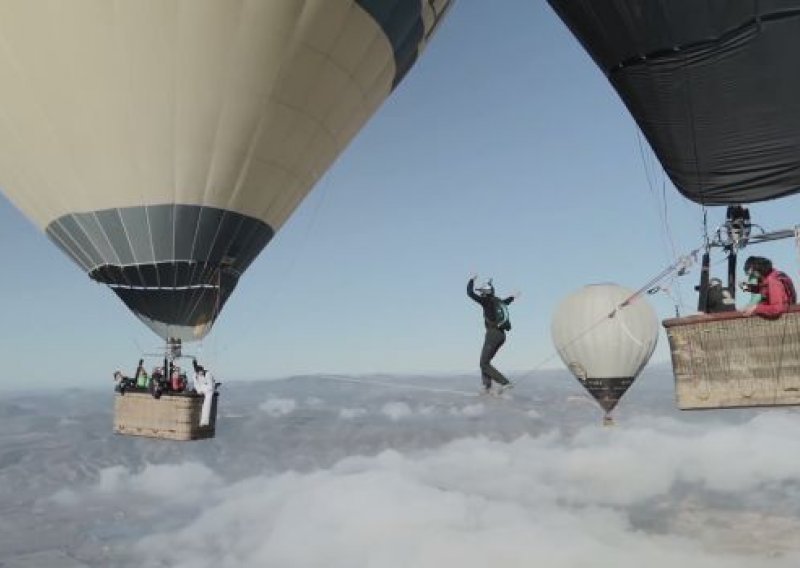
[2,0,800,390]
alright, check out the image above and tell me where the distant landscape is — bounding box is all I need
[1,366,799,567]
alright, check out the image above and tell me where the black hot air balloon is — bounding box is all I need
[548,0,800,205]
[547,0,800,410]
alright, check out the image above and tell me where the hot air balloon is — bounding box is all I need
[0,0,452,440]
[547,0,800,409]
[551,284,659,424]
[0,0,452,343]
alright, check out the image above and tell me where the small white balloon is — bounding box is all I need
[551,283,659,413]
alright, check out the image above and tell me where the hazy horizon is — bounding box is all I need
[2,367,799,567]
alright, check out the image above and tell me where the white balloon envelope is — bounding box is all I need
[551,283,659,416]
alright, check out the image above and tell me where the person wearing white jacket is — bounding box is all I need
[192,359,216,427]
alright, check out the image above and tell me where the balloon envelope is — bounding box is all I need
[0,0,451,341]
[547,0,800,205]
[551,283,658,413]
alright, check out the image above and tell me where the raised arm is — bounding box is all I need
[467,277,481,303]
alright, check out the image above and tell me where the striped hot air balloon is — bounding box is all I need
[0,0,451,341]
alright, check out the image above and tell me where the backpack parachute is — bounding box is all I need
[488,298,510,331]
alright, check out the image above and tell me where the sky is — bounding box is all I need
[3,0,800,389]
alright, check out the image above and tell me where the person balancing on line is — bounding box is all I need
[467,273,520,395]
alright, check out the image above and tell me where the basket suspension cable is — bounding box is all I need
[794,225,800,270]
[772,225,800,387]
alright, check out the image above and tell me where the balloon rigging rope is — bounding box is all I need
[284,178,331,281]
[636,130,678,261]
[615,315,644,347]
[522,252,700,378]
[203,179,332,355]
[677,43,710,244]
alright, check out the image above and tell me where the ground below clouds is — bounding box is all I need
[1,368,799,567]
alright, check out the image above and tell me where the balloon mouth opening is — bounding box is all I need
[91,260,241,342]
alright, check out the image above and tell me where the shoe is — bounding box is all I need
[498,381,514,393]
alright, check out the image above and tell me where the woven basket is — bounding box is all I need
[113,391,218,440]
[664,306,800,409]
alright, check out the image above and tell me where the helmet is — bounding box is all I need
[476,279,495,296]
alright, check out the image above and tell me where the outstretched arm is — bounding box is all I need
[503,290,521,305]
[467,277,481,303]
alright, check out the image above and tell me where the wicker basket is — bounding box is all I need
[664,306,800,409]
[113,391,218,440]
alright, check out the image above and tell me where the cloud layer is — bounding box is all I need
[4,372,800,567]
[53,412,800,568]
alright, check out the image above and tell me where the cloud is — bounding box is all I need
[27,378,800,568]
[449,403,485,417]
[340,407,368,419]
[381,402,413,421]
[91,412,800,568]
[259,397,297,417]
[417,404,438,416]
[52,463,222,507]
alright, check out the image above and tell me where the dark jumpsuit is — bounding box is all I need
[467,279,514,389]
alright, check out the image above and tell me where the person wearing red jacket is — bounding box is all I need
[740,256,797,318]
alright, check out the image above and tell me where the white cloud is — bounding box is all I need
[259,397,297,417]
[52,463,222,507]
[460,403,485,417]
[381,402,413,421]
[112,412,800,568]
[417,404,438,416]
[340,407,368,419]
[447,403,485,417]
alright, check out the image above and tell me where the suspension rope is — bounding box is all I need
[306,374,545,420]
[521,250,700,376]
[315,374,480,398]
[775,225,800,391]
[636,129,678,260]
[794,225,800,268]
